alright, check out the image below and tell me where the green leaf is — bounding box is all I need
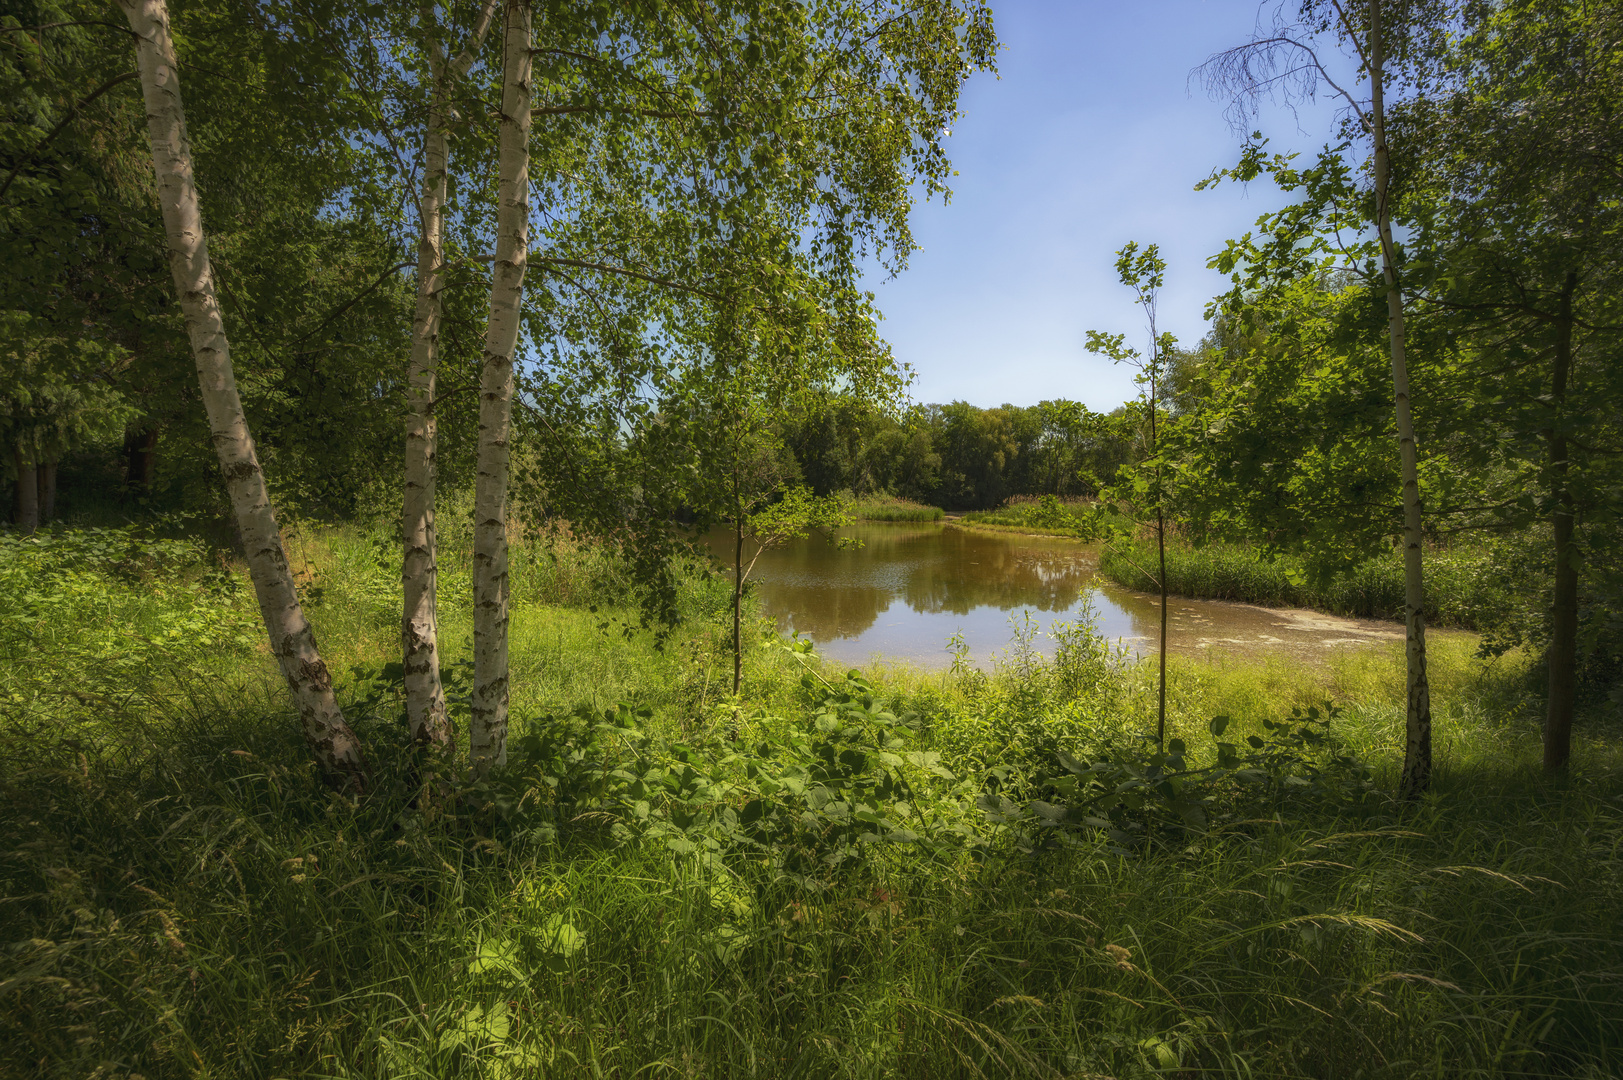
[540,915,586,958]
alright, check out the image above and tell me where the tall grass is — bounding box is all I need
[2,522,1619,1078]
[1099,538,1511,630]
[961,494,1093,536]
[842,492,945,522]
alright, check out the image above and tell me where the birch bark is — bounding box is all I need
[117,0,368,789]
[1369,0,1432,800]
[403,0,499,753]
[469,0,531,776]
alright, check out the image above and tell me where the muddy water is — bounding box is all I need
[705,522,1406,670]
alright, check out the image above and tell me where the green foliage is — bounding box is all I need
[1,0,416,518]
[0,312,133,474]
[488,669,972,890]
[0,525,258,721]
[776,397,1140,510]
[747,485,852,550]
[992,706,1373,849]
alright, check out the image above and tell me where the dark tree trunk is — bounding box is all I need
[124,427,158,490]
[1157,503,1167,748]
[733,516,744,697]
[13,448,38,534]
[1545,273,1579,773]
[37,461,56,522]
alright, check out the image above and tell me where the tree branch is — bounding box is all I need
[0,20,135,37]
[289,261,414,346]
[532,254,718,301]
[0,70,138,201]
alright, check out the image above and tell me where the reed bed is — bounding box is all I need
[842,493,946,522]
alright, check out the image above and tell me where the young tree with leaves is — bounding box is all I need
[1088,242,1176,749]
[1390,0,1623,771]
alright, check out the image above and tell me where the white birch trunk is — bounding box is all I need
[403,0,499,753]
[1369,0,1431,800]
[469,0,532,776]
[117,0,368,790]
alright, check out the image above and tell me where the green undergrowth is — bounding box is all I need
[1099,538,1511,631]
[841,493,945,522]
[2,523,1621,1078]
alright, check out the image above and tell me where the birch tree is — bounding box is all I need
[1201,0,1438,798]
[1363,0,1431,798]
[402,0,500,755]
[469,0,530,777]
[115,0,368,790]
[448,0,991,771]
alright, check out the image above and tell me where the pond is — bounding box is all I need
[705,522,1406,670]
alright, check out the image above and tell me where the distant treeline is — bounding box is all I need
[778,399,1144,511]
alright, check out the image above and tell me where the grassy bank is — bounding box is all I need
[3,522,1620,1078]
[1099,539,1511,631]
[960,494,1093,536]
[842,493,945,522]
[949,517,1082,538]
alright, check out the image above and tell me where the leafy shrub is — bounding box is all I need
[485,670,976,889]
[0,527,258,724]
[926,604,1132,777]
[984,705,1374,851]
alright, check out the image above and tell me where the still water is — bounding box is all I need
[706,522,1403,670]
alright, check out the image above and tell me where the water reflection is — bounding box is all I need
[703,523,1409,670]
[703,523,1158,667]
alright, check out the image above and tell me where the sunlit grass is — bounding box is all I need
[2,522,1619,1078]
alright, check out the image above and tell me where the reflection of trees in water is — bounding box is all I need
[899,533,1093,615]
[717,524,1099,640]
[764,583,892,639]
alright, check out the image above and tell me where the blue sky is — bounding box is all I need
[866,0,1352,412]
